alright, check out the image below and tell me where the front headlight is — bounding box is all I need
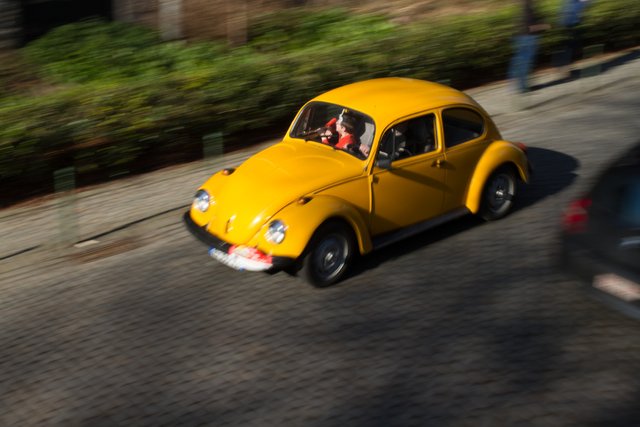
[193,189,211,212]
[265,220,287,244]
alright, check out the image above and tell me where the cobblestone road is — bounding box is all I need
[2,68,640,426]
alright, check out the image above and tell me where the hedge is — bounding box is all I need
[1,0,639,204]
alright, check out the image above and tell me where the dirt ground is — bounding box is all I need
[353,0,505,22]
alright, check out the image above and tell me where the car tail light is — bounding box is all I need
[562,198,592,233]
[514,142,527,152]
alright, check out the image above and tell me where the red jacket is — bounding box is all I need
[335,134,356,149]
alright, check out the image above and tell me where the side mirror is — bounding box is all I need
[376,157,392,170]
[376,129,398,170]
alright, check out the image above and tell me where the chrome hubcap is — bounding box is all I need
[315,235,347,280]
[489,174,512,211]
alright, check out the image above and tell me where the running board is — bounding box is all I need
[372,207,471,251]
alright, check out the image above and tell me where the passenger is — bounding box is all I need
[359,141,371,157]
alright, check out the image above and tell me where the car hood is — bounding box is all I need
[201,140,365,244]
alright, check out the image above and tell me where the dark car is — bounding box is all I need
[560,141,640,319]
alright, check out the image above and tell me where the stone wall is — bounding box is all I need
[113,0,158,29]
[182,0,226,41]
[181,0,351,43]
[158,0,183,40]
[0,0,373,50]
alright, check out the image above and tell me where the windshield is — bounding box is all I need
[290,102,375,160]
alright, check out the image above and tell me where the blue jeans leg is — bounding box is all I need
[509,35,538,92]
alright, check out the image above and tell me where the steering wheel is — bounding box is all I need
[398,146,413,158]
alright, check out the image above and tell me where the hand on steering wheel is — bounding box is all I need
[398,147,413,157]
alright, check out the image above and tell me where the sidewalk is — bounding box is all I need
[1,50,639,264]
[468,47,640,116]
[0,142,274,262]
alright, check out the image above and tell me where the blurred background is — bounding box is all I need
[0,0,639,206]
[2,3,640,426]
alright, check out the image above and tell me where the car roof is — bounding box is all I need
[312,77,483,127]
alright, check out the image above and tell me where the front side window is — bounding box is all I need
[442,108,485,148]
[377,114,437,162]
[290,102,375,159]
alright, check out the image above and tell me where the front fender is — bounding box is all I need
[247,195,372,259]
[465,141,530,214]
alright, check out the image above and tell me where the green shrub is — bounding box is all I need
[248,8,396,52]
[23,19,228,83]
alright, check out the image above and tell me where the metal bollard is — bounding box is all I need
[581,44,605,78]
[202,132,224,172]
[54,167,79,249]
[203,132,223,160]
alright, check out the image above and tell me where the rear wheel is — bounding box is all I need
[300,222,354,287]
[479,166,517,221]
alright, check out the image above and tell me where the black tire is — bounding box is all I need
[479,166,517,221]
[299,222,354,287]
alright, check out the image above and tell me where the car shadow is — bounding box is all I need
[514,146,579,211]
[348,147,579,277]
[349,215,485,277]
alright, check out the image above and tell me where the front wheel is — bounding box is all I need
[479,167,517,221]
[300,222,354,287]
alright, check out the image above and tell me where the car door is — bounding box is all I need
[370,114,446,235]
[438,107,490,213]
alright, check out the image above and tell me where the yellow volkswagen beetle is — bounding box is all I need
[184,78,531,287]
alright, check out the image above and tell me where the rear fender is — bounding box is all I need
[465,141,530,214]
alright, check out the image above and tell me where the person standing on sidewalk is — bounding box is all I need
[508,0,550,93]
[557,0,591,75]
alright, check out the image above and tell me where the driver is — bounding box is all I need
[321,112,358,151]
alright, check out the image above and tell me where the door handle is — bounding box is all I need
[432,159,445,168]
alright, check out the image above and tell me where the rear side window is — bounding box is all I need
[618,177,640,227]
[442,108,484,148]
[592,168,640,227]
